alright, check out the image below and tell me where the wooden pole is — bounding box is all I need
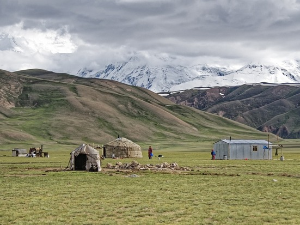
[268,133,270,159]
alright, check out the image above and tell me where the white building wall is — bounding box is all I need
[213,140,272,160]
[231,144,251,159]
[214,141,229,159]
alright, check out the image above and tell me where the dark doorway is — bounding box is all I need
[75,154,87,170]
[103,147,106,158]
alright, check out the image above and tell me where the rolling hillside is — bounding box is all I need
[167,85,300,138]
[0,69,275,147]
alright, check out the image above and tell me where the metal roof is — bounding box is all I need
[220,139,271,144]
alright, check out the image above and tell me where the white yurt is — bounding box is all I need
[69,144,101,171]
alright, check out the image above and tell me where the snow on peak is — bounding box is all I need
[77,55,232,92]
[77,57,300,93]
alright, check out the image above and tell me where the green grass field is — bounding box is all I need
[2,63,300,224]
[1,141,300,225]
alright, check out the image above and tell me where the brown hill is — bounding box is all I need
[0,69,275,146]
[167,85,300,138]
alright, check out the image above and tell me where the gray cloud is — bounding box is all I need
[1,0,300,72]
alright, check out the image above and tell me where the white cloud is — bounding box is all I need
[1,0,300,73]
[1,22,77,54]
[0,22,80,72]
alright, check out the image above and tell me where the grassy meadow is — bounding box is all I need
[1,70,300,224]
[1,140,300,225]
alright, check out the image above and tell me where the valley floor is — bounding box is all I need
[1,145,300,224]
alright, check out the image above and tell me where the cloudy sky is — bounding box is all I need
[1,0,300,74]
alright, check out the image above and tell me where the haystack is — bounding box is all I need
[103,137,142,158]
[69,144,101,171]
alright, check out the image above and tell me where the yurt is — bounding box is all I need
[103,137,142,158]
[69,144,101,171]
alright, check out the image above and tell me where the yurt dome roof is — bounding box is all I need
[105,138,141,148]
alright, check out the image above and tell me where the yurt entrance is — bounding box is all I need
[75,154,87,170]
[103,147,106,158]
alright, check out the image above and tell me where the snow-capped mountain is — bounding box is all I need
[171,62,300,92]
[78,63,195,92]
[77,55,234,92]
[77,57,300,93]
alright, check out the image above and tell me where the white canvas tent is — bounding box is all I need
[12,148,27,157]
[213,139,272,160]
[69,144,101,171]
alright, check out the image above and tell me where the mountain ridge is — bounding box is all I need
[166,84,300,139]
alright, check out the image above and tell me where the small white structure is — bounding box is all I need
[69,144,101,172]
[12,148,27,157]
[213,139,272,160]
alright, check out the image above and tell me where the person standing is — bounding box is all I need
[211,149,216,160]
[148,146,153,159]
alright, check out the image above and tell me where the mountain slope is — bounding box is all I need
[167,84,300,138]
[0,69,272,146]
